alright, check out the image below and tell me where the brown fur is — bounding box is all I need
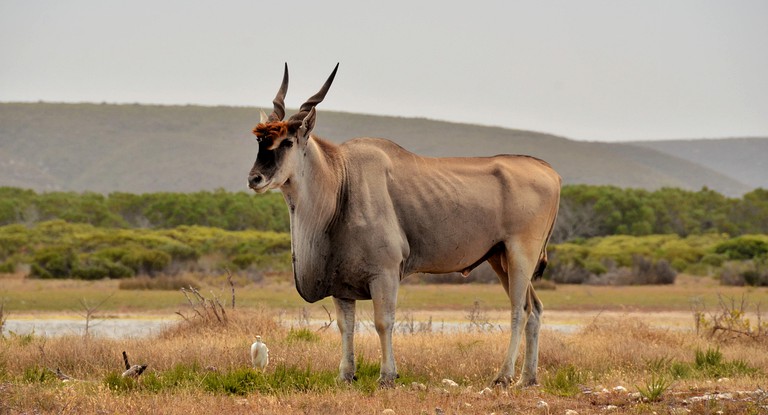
[253,122,289,141]
[253,122,290,150]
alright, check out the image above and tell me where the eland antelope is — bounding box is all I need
[247,64,561,387]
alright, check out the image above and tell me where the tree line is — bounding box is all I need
[1,185,766,240]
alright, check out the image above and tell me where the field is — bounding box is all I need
[1,273,768,414]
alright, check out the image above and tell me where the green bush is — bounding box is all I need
[0,260,15,273]
[120,248,172,275]
[73,256,134,280]
[30,246,77,278]
[231,253,258,270]
[715,236,768,260]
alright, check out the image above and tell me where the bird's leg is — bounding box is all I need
[333,297,357,382]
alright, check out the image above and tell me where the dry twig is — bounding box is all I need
[317,305,335,332]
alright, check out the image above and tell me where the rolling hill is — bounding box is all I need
[0,102,757,196]
[629,138,768,190]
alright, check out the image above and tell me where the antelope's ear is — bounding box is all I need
[298,107,316,145]
[259,109,269,124]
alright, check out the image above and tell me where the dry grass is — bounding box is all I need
[2,308,768,414]
[2,273,768,413]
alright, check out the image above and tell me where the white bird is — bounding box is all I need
[250,335,269,370]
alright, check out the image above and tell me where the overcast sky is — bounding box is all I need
[1,1,766,142]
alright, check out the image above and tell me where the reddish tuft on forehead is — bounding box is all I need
[253,122,289,140]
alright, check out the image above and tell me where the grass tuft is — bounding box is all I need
[542,364,586,397]
[636,374,672,402]
[285,328,320,343]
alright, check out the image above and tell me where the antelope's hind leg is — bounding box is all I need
[333,297,357,382]
[487,242,540,387]
[519,284,543,386]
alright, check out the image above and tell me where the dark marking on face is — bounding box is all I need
[249,121,296,182]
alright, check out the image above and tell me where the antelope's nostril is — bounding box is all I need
[248,174,263,187]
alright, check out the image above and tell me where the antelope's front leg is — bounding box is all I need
[370,276,399,387]
[333,297,357,382]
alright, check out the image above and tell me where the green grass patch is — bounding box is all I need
[644,347,761,381]
[542,364,587,397]
[636,374,672,402]
[285,328,320,343]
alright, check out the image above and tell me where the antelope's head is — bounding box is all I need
[247,63,338,193]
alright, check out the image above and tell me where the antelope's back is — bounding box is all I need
[339,137,561,275]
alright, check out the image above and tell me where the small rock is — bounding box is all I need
[612,386,627,393]
[603,405,618,411]
[435,407,445,415]
[536,400,549,411]
[464,403,472,408]
[479,387,494,396]
[565,410,579,415]
[382,409,395,415]
[716,377,730,383]
[441,378,459,388]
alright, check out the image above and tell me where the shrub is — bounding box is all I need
[231,253,258,270]
[632,256,676,285]
[720,260,768,286]
[715,236,768,260]
[0,260,15,274]
[121,248,172,275]
[29,246,77,278]
[73,256,134,280]
[547,262,590,284]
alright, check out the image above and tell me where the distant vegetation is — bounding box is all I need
[0,185,767,286]
[553,185,768,241]
[1,185,766,238]
[0,220,290,280]
[0,187,289,232]
[549,234,768,286]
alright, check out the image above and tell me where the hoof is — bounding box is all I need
[491,376,512,388]
[516,378,539,388]
[337,373,357,383]
[377,373,399,388]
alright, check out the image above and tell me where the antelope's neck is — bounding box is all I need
[282,136,346,302]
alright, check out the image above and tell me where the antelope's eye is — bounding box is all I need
[280,139,294,149]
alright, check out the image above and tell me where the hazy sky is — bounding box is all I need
[1,1,766,142]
